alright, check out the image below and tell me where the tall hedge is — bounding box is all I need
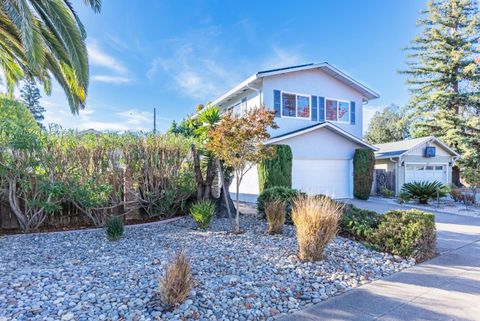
[353,148,375,200]
[257,144,292,193]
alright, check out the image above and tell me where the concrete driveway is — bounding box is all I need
[279,198,480,321]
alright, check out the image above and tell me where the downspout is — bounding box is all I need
[390,157,399,196]
[246,83,262,108]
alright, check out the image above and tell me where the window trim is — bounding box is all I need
[280,90,311,119]
[324,97,351,124]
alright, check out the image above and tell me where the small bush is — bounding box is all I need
[257,186,304,222]
[189,200,215,229]
[292,195,343,261]
[450,188,476,205]
[397,191,412,204]
[105,216,124,241]
[401,181,446,204]
[159,252,193,308]
[340,205,380,241]
[379,187,395,198]
[373,209,436,262]
[265,200,286,234]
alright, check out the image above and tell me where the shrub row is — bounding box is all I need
[0,104,196,232]
[341,205,436,262]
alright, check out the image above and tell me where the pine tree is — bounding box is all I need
[20,78,46,129]
[402,0,480,183]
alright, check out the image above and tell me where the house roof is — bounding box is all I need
[267,122,378,151]
[374,136,460,159]
[211,63,380,107]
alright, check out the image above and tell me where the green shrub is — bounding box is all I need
[353,149,375,200]
[257,144,292,193]
[397,191,412,204]
[379,187,395,198]
[340,205,380,241]
[373,209,436,262]
[189,200,215,229]
[105,216,124,241]
[401,181,446,204]
[257,186,304,222]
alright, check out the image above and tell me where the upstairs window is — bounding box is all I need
[281,92,310,119]
[325,99,350,123]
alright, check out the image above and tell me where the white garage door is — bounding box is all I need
[292,159,352,199]
[405,164,447,184]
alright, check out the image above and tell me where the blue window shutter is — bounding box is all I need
[318,96,325,121]
[311,95,318,121]
[273,90,281,117]
[350,101,356,124]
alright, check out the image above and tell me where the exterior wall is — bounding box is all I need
[221,89,260,114]
[229,164,259,204]
[273,127,361,160]
[230,127,364,202]
[374,158,396,171]
[262,69,365,138]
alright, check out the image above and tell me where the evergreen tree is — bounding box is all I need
[364,104,410,144]
[20,78,45,129]
[402,0,480,182]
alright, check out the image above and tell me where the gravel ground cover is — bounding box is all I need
[0,214,414,321]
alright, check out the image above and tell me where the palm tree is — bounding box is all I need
[0,0,101,114]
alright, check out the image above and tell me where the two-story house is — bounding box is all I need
[211,63,380,201]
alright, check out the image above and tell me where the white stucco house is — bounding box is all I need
[374,136,460,196]
[210,62,380,202]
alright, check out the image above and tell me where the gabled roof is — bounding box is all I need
[211,63,380,107]
[267,122,378,151]
[374,136,460,159]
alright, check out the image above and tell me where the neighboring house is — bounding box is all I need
[211,62,380,201]
[374,136,460,196]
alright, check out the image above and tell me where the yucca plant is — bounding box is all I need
[189,200,215,229]
[401,181,447,204]
[105,216,124,241]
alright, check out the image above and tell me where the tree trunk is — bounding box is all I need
[235,175,240,233]
[214,162,236,218]
[191,144,205,201]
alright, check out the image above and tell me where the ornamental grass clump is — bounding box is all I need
[105,216,124,241]
[265,200,286,235]
[292,195,343,261]
[159,252,193,308]
[189,200,215,229]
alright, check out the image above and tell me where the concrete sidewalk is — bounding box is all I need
[279,199,480,321]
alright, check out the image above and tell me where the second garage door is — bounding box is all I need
[292,159,352,199]
[405,164,447,185]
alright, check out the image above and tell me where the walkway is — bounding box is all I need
[279,198,480,321]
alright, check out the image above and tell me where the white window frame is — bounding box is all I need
[324,97,350,124]
[280,91,311,119]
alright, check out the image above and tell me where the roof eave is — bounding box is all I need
[266,122,378,151]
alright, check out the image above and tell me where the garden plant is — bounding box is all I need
[190,200,215,229]
[264,199,286,235]
[292,195,343,261]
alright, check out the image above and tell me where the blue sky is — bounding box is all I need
[40,0,426,132]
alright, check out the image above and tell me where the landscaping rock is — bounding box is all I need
[0,214,414,320]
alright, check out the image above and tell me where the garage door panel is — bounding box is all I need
[292,159,351,199]
[405,164,446,184]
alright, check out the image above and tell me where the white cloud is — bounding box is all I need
[91,75,131,84]
[146,28,306,101]
[87,40,131,84]
[261,46,304,70]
